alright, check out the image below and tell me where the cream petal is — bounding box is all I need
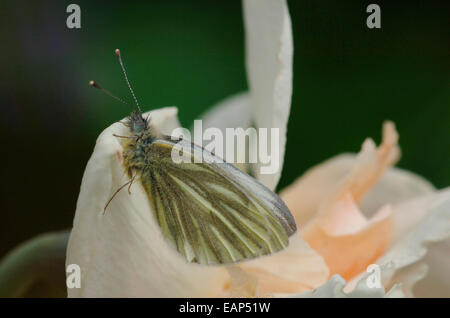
[360,169,435,217]
[387,262,429,298]
[390,188,450,244]
[413,239,450,297]
[66,107,228,297]
[243,0,293,190]
[368,189,450,297]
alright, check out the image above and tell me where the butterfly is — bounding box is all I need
[90,49,297,265]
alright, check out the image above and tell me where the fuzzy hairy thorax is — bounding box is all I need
[121,110,156,177]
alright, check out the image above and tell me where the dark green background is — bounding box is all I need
[0,0,449,258]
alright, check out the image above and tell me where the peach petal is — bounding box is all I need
[344,189,450,297]
[302,198,394,280]
[279,154,354,226]
[288,122,399,280]
[321,121,400,212]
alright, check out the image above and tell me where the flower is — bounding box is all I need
[66,0,450,297]
[280,122,450,297]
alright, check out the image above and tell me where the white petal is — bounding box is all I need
[243,0,293,190]
[66,107,228,297]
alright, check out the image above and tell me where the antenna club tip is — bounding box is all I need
[89,81,101,89]
[115,49,121,57]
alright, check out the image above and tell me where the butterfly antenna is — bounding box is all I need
[115,49,142,113]
[89,80,133,108]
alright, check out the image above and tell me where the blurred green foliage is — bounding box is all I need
[0,0,448,262]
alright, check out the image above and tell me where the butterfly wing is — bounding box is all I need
[138,136,297,265]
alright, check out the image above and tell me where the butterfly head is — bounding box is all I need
[128,110,149,134]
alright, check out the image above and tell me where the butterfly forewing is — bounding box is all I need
[137,137,296,265]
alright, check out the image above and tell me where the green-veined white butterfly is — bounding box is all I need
[90,49,297,265]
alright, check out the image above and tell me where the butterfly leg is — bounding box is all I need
[113,133,138,139]
[127,175,136,195]
[103,178,134,214]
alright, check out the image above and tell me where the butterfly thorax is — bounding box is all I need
[121,111,156,176]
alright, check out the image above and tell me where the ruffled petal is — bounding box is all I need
[319,122,400,210]
[286,123,398,280]
[344,189,450,297]
[375,189,450,297]
[302,198,394,281]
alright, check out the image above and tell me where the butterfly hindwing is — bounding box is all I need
[138,136,297,265]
